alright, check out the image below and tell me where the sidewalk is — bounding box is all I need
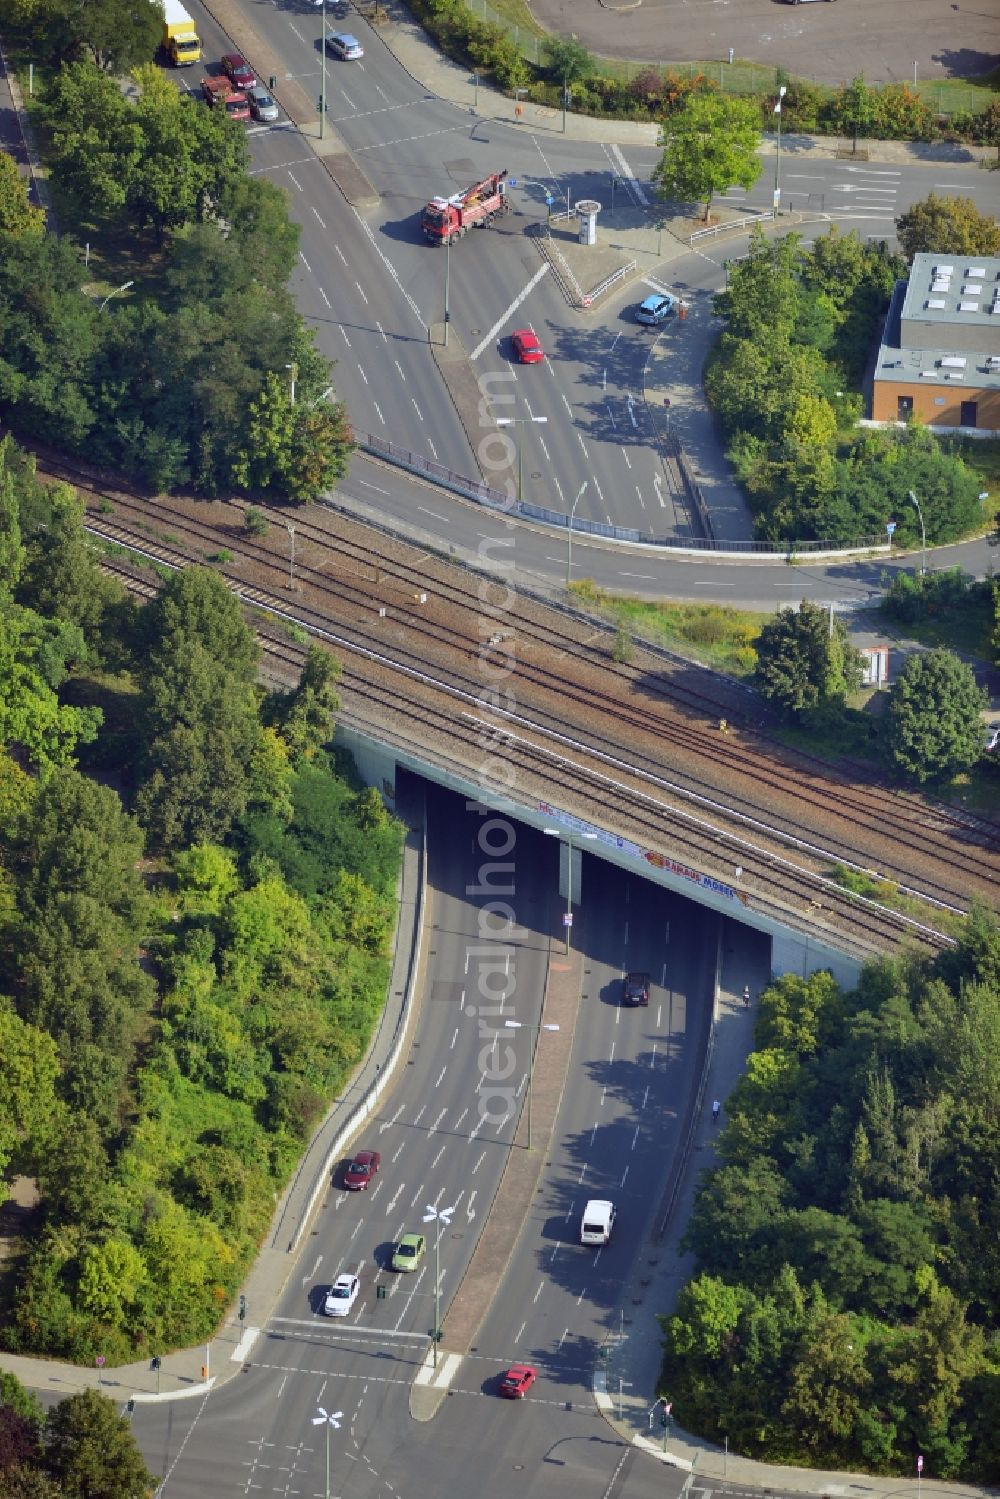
[590,934,997,1499]
[0,786,427,1406]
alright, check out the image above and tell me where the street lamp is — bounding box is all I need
[285,361,297,406]
[422,1202,455,1369]
[543,827,597,952]
[908,488,926,576]
[443,234,451,347]
[311,1406,342,1499]
[494,415,547,502]
[286,521,296,589]
[99,279,134,312]
[504,1019,559,1150]
[319,0,327,139]
[562,75,570,133]
[773,85,787,212]
[565,479,589,587]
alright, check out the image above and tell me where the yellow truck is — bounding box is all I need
[161,0,201,65]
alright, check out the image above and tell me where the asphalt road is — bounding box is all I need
[123,781,723,1498]
[196,0,1000,543]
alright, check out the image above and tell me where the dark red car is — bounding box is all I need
[499,1364,537,1398]
[511,328,544,365]
[221,53,256,92]
[343,1149,380,1190]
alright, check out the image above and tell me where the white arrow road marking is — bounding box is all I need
[466,1191,477,1221]
[471,264,551,360]
[380,1105,404,1135]
[302,1253,322,1283]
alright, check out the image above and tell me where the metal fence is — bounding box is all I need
[356,432,888,559]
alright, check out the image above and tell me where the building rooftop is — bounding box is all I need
[875,254,1000,392]
[901,251,1000,333]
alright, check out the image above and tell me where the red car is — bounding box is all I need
[343,1149,380,1190]
[221,53,256,92]
[511,329,544,365]
[499,1364,537,1398]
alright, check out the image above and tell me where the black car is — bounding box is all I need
[624,971,650,1006]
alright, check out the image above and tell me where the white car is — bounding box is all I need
[323,1273,360,1317]
[326,31,363,59]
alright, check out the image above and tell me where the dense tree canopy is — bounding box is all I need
[753,599,863,722]
[662,917,1000,1479]
[884,647,988,783]
[0,444,402,1362]
[895,192,1000,261]
[0,61,352,500]
[707,227,984,544]
[0,152,45,239]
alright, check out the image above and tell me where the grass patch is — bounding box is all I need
[568,579,763,675]
[829,863,968,935]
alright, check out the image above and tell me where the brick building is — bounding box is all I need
[871,251,1000,434]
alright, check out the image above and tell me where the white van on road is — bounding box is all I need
[580,1199,616,1245]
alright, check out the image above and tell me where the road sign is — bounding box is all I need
[886,521,896,538]
[563,912,574,927]
[95,1355,105,1368]
[583,296,592,307]
[917,1457,924,1474]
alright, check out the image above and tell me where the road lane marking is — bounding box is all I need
[319,287,331,308]
[339,326,352,347]
[471,264,551,360]
[434,1066,447,1087]
[557,1328,569,1349]
[288,171,303,193]
[351,207,425,328]
[334,244,348,265]
[561,393,573,417]
[620,1165,630,1187]
[372,400,385,424]
[606,404,616,429]
[515,1320,526,1343]
[427,437,438,458]
[394,359,406,381]
[375,319,387,340]
[430,1145,445,1169]
[607,142,648,206]
[357,363,368,384]
[379,1105,404,1134]
[631,1126,640,1151]
[620,447,631,468]
[642,1085,650,1109]
[635,485,645,509]
[355,281,369,305]
[450,1027,459,1048]
[534,1282,545,1303]
[341,90,355,110]
[576,432,588,456]
[552,474,565,504]
[471,1150,486,1172]
[537,433,550,460]
[412,398,423,420]
[311,206,327,230]
[651,1043,657,1067]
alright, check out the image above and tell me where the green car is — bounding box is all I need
[392,1233,426,1272]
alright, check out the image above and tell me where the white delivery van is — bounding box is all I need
[580,1199,615,1246]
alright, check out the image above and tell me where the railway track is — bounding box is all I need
[76,470,1000,924]
[95,530,956,961]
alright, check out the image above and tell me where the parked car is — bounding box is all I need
[391,1233,425,1271]
[200,75,250,121]
[221,53,256,92]
[635,293,676,326]
[248,85,280,122]
[323,1273,360,1317]
[984,724,1000,753]
[511,328,544,365]
[343,1149,380,1190]
[499,1365,537,1398]
[623,971,650,1007]
[326,32,363,59]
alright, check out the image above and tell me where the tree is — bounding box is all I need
[836,75,878,154]
[11,0,162,70]
[977,98,1000,164]
[0,153,45,239]
[42,63,140,218]
[753,599,864,722]
[43,1388,156,1499]
[885,648,988,782]
[230,370,352,503]
[0,607,102,771]
[268,644,341,761]
[541,35,593,86]
[654,90,762,221]
[895,192,1000,261]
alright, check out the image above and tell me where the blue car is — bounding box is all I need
[635,293,676,326]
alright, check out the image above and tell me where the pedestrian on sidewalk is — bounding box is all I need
[711,1098,721,1124]
[743,984,751,1008]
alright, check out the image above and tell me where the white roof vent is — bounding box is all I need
[959,301,981,312]
[930,279,951,292]
[940,356,967,369]
[944,372,965,381]
[961,284,983,295]
[966,266,987,278]
[933,264,955,275]
[925,299,946,309]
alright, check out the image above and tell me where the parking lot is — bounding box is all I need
[528,0,1000,87]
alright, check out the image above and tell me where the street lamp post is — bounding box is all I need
[504,1019,559,1149]
[565,479,589,587]
[320,0,327,139]
[443,234,451,348]
[99,279,134,312]
[495,415,547,502]
[543,827,597,952]
[421,1203,455,1369]
[285,361,297,406]
[286,522,296,589]
[311,1406,342,1499]
[773,85,787,212]
[562,75,570,133]
[908,488,926,576]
